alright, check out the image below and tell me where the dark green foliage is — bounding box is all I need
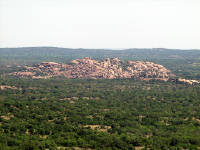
[0,77,200,149]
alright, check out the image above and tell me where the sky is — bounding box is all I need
[0,0,200,49]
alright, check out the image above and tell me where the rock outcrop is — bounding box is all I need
[177,78,200,85]
[10,57,176,81]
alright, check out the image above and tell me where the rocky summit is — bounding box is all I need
[10,57,176,80]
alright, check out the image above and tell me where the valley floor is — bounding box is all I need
[0,78,200,150]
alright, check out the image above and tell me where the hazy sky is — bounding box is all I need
[0,0,200,49]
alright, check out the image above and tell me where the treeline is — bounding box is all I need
[1,47,200,79]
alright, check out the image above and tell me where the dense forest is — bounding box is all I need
[0,47,200,150]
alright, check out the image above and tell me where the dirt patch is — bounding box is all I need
[25,129,30,135]
[60,97,79,101]
[57,147,93,150]
[83,125,111,132]
[103,109,110,112]
[146,133,153,138]
[40,135,48,139]
[0,85,21,90]
[1,114,14,120]
[86,115,93,119]
[135,146,145,150]
[193,117,200,123]
[138,115,145,121]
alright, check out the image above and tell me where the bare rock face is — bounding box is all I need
[177,78,200,85]
[10,58,176,81]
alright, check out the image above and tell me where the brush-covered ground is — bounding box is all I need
[0,77,200,150]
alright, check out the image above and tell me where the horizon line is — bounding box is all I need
[0,46,200,51]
